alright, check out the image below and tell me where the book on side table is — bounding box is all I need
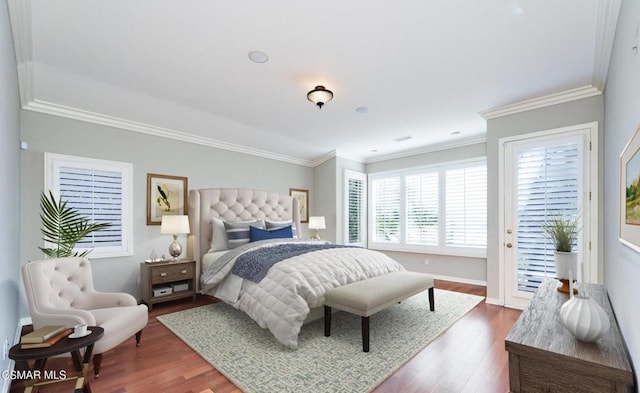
[21,325,65,343]
[20,326,73,349]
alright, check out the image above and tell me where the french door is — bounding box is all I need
[500,123,597,309]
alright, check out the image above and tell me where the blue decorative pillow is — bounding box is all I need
[250,225,293,242]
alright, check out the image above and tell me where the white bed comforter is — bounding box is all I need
[201,240,404,349]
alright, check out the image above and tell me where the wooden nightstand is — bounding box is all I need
[140,259,196,310]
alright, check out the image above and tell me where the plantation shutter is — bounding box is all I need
[371,177,401,243]
[45,153,133,258]
[445,163,487,248]
[516,142,580,293]
[344,170,367,246]
[406,172,439,245]
[59,166,123,248]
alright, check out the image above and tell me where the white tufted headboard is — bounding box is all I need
[187,188,301,289]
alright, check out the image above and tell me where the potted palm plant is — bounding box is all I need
[543,214,579,293]
[39,190,111,258]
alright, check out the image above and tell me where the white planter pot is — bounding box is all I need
[554,251,578,280]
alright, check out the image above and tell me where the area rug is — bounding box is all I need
[157,289,483,393]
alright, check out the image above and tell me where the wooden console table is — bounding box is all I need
[505,279,633,393]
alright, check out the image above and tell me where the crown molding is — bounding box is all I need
[592,0,621,91]
[23,99,318,167]
[479,86,602,120]
[364,135,487,164]
[308,150,338,167]
[7,0,31,64]
[7,0,34,107]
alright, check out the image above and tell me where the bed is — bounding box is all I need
[187,188,404,349]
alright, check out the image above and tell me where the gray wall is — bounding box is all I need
[365,143,488,283]
[603,0,640,381]
[0,0,21,385]
[485,95,604,302]
[312,155,369,245]
[19,111,314,317]
[313,157,337,242]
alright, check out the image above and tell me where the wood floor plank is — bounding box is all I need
[10,280,520,393]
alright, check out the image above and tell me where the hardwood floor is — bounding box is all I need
[10,281,521,393]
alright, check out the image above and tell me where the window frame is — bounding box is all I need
[368,157,487,258]
[343,169,367,247]
[44,153,134,259]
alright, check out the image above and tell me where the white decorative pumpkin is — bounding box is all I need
[560,293,610,342]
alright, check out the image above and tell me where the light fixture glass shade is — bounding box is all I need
[307,86,333,108]
[160,215,190,235]
[308,216,326,230]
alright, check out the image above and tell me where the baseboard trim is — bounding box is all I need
[485,297,503,306]
[18,317,31,327]
[432,274,487,287]
[1,320,25,393]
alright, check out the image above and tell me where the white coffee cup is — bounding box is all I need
[74,323,88,336]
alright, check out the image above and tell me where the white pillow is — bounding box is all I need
[208,217,228,252]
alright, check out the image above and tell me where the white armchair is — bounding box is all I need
[22,257,148,377]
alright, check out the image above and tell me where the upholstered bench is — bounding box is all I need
[324,271,434,352]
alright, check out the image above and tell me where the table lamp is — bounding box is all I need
[308,216,326,240]
[160,215,190,260]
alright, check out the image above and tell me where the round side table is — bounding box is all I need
[9,326,104,393]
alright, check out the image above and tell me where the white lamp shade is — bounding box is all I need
[308,216,326,230]
[160,215,190,234]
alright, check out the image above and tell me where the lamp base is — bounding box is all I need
[311,231,321,240]
[168,236,182,260]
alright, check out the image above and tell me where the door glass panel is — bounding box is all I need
[515,142,579,293]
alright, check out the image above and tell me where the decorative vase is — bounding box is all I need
[559,282,610,342]
[554,251,578,293]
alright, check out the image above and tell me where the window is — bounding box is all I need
[45,153,134,258]
[343,170,367,246]
[368,158,487,257]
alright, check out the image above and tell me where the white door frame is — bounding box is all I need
[497,122,599,308]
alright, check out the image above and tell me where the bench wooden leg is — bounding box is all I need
[324,306,331,337]
[362,316,370,352]
[428,287,435,311]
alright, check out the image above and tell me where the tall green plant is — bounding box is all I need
[543,215,579,252]
[39,190,111,258]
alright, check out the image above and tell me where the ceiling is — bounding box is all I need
[9,0,617,165]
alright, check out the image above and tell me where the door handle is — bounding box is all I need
[506,243,512,248]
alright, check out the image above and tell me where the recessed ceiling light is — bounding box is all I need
[451,131,461,135]
[248,50,269,63]
[393,136,412,142]
[356,107,369,113]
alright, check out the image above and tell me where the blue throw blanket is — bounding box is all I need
[232,243,358,283]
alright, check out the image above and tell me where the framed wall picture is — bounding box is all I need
[619,124,640,252]
[289,188,309,223]
[147,173,188,225]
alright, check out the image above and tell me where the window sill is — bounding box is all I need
[368,244,486,259]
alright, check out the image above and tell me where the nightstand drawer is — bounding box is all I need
[150,263,194,284]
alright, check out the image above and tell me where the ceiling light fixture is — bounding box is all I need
[393,136,413,142]
[307,85,333,109]
[248,50,269,63]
